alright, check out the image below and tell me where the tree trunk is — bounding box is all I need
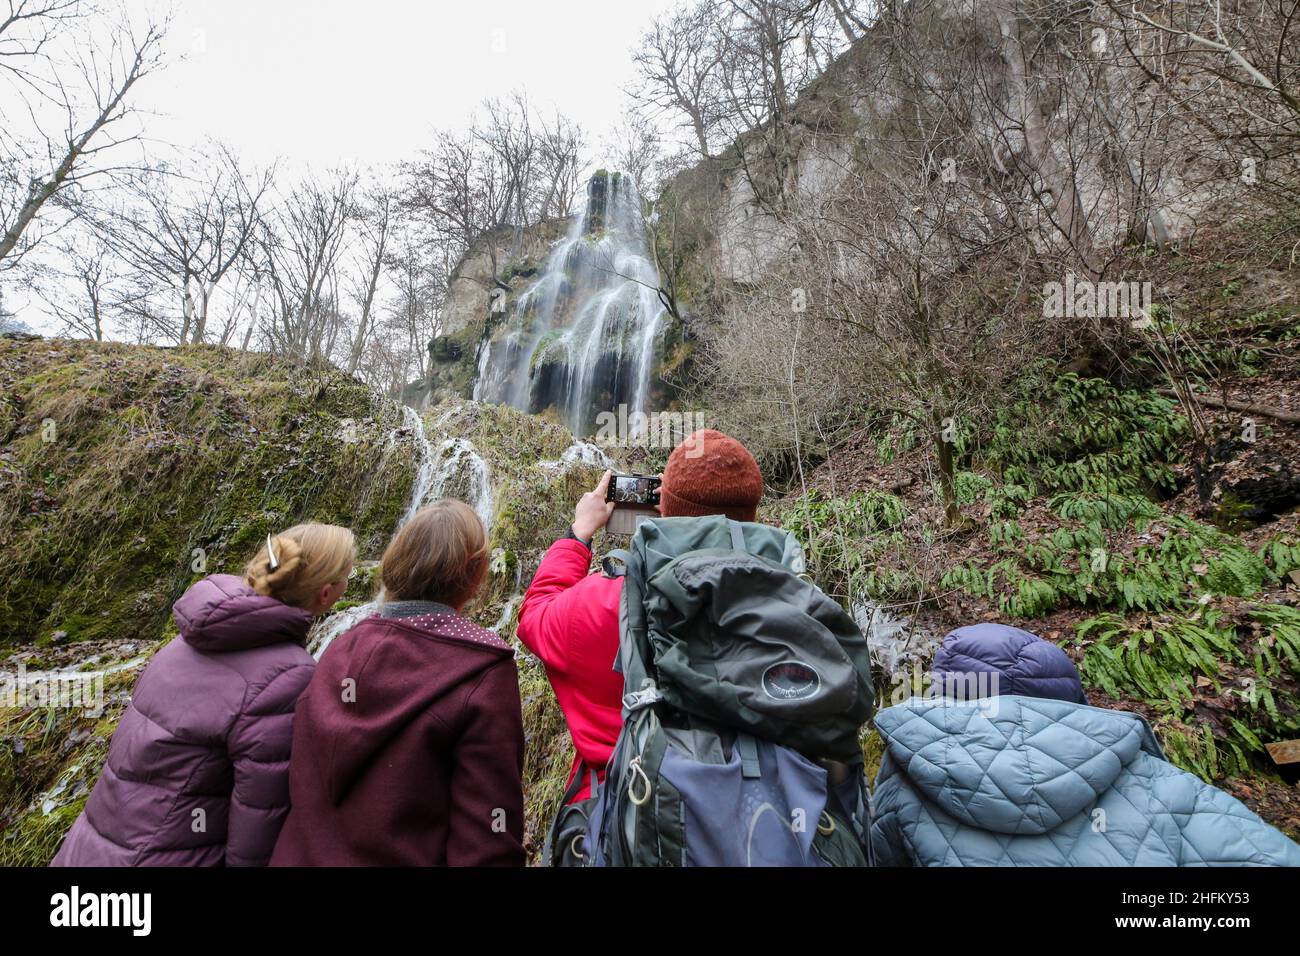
[995,7,1097,269]
[935,426,961,527]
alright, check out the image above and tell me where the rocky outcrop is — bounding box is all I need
[657,2,1247,290]
[408,220,572,412]
[443,223,566,338]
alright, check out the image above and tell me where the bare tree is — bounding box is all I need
[385,229,445,385]
[632,2,725,158]
[536,109,586,220]
[0,2,168,269]
[346,182,394,375]
[261,168,356,359]
[34,229,116,340]
[605,107,663,195]
[402,128,510,276]
[479,92,538,262]
[93,146,273,345]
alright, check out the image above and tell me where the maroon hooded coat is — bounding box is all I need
[269,609,526,867]
[52,574,316,867]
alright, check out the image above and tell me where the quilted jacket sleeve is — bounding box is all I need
[868,756,913,867]
[1162,765,1300,866]
[225,660,315,866]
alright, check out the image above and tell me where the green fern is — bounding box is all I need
[1076,607,1300,782]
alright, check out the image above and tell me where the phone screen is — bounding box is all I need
[606,474,661,507]
[605,474,660,536]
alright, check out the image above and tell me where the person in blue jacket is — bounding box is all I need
[870,623,1300,866]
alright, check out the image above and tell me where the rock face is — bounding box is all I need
[658,2,1251,291]
[443,224,563,339]
[410,221,569,411]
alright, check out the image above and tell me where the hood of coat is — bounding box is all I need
[875,696,1164,835]
[931,623,1087,704]
[173,574,313,653]
[303,613,513,806]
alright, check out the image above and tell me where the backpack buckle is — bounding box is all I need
[622,685,663,711]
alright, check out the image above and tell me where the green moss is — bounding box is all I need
[1209,492,1263,533]
[529,330,569,374]
[0,340,418,646]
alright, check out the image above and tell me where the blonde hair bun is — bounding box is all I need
[246,534,305,594]
[244,524,355,610]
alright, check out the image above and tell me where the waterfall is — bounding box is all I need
[473,171,668,436]
[396,404,437,530]
[307,600,379,659]
[427,437,494,533]
[307,409,495,659]
[489,564,524,635]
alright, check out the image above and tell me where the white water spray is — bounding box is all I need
[307,410,496,659]
[474,171,668,435]
[852,601,939,683]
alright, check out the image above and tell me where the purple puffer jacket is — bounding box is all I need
[51,574,316,867]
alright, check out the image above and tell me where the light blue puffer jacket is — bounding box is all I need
[870,696,1300,866]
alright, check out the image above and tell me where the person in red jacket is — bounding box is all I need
[271,499,525,866]
[517,429,764,802]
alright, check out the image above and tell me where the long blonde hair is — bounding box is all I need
[381,500,488,608]
[245,523,355,610]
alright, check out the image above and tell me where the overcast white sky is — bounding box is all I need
[2,0,685,330]
[142,0,682,173]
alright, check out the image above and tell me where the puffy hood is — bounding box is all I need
[173,574,313,653]
[875,696,1163,835]
[302,614,513,806]
[932,623,1087,704]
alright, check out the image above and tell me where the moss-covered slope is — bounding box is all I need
[0,337,422,864]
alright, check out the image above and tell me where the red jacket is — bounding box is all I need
[270,611,526,866]
[517,538,624,801]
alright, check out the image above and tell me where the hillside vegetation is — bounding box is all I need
[0,338,421,864]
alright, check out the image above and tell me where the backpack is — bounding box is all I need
[544,515,876,867]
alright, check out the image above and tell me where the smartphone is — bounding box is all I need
[605,473,661,536]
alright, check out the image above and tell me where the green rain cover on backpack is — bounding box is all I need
[548,514,876,867]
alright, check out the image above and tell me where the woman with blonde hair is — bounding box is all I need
[52,524,355,866]
[272,499,526,866]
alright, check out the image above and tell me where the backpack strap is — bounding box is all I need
[560,758,594,805]
[602,549,632,578]
[736,733,761,779]
[727,519,747,552]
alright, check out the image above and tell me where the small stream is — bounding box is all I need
[307,409,495,659]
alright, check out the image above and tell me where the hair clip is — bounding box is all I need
[266,533,279,571]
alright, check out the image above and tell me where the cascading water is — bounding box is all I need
[426,438,494,531]
[472,171,668,437]
[539,441,613,471]
[396,404,437,530]
[307,408,495,658]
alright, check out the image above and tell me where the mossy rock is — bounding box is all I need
[0,339,418,646]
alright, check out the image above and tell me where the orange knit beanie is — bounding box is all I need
[659,429,763,522]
